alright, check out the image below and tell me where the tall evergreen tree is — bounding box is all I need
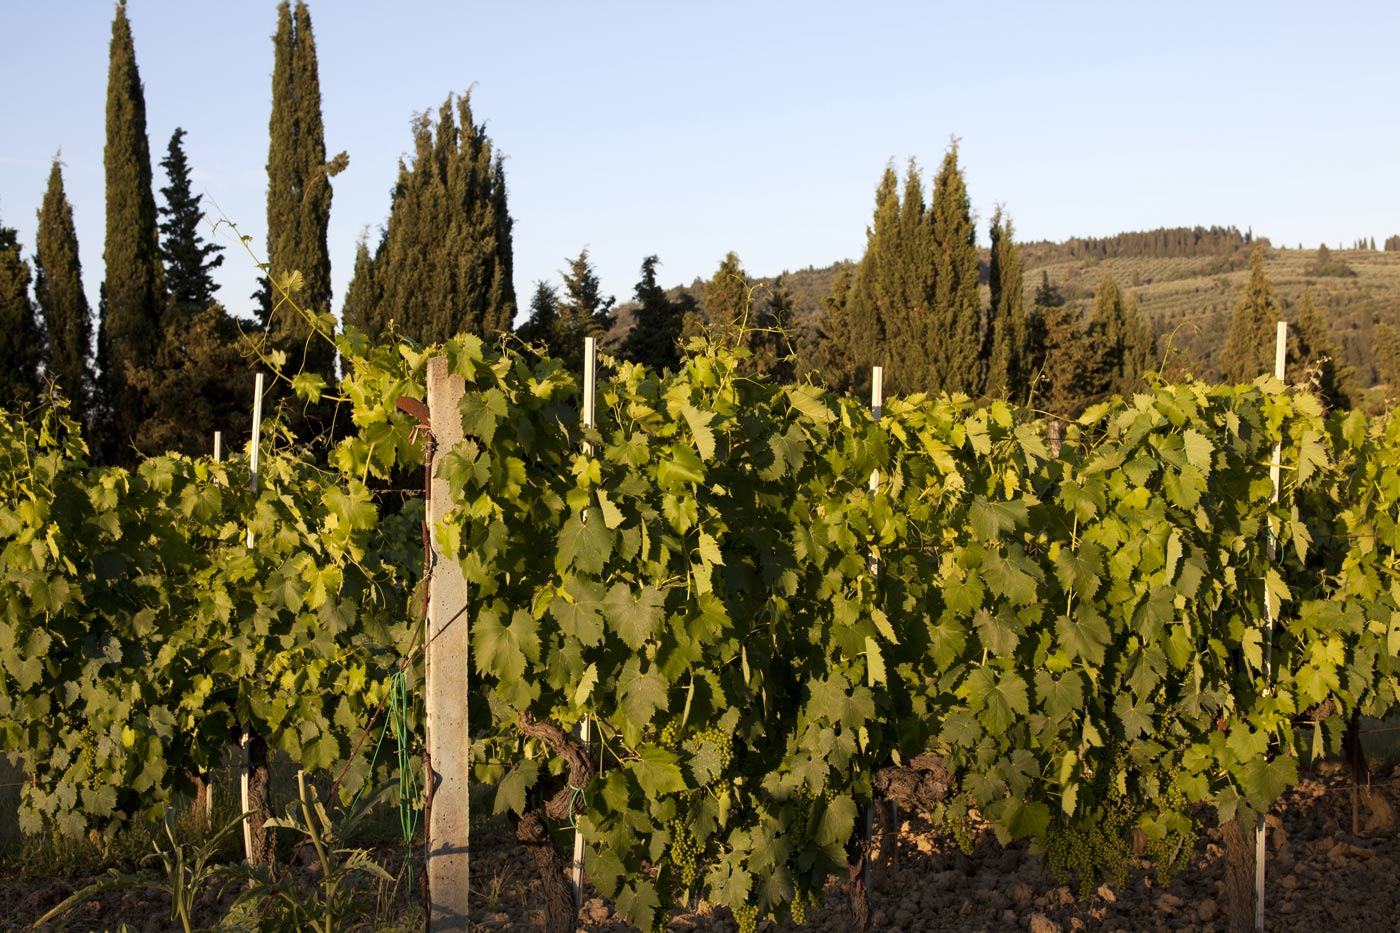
[928,141,983,394]
[1023,271,1063,393]
[685,252,750,350]
[1220,246,1279,382]
[1038,303,1093,416]
[344,92,515,345]
[339,233,381,339]
[263,0,344,381]
[158,128,223,318]
[1084,273,1152,402]
[1291,292,1352,410]
[515,281,560,351]
[97,0,165,462]
[814,266,856,392]
[751,274,797,382]
[985,206,1026,400]
[0,220,41,409]
[35,160,94,424]
[558,249,614,349]
[621,255,684,373]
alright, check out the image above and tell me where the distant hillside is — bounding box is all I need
[608,227,1400,400]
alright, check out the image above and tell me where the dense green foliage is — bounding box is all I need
[158,128,224,318]
[0,221,40,408]
[0,398,421,838]
[97,0,165,464]
[8,322,1400,930]
[261,0,344,385]
[620,256,688,374]
[1022,225,1253,263]
[986,207,1027,400]
[34,161,94,426]
[342,92,515,344]
[336,334,1400,930]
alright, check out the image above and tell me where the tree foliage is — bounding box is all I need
[343,92,515,345]
[620,255,686,374]
[35,161,94,425]
[0,221,41,408]
[928,142,983,395]
[97,0,165,464]
[1221,247,1280,383]
[262,0,344,384]
[158,128,224,318]
[986,207,1026,400]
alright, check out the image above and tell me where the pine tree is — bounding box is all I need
[928,141,983,394]
[1039,302,1093,416]
[1221,246,1278,382]
[516,281,560,352]
[97,0,165,462]
[557,249,614,358]
[263,0,344,381]
[158,128,223,318]
[985,207,1026,400]
[1291,292,1352,410]
[620,255,684,373]
[0,220,41,409]
[345,93,515,345]
[35,160,94,424]
[685,252,750,349]
[1084,273,1151,402]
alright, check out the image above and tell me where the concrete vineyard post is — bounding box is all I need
[426,356,471,930]
[241,373,263,863]
[572,336,597,911]
[1255,321,1286,932]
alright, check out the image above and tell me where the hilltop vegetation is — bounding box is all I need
[605,232,1400,411]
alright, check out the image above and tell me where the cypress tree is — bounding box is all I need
[928,141,983,395]
[263,0,344,380]
[1039,302,1092,416]
[747,274,797,382]
[347,92,515,344]
[97,0,165,462]
[0,220,41,409]
[985,206,1026,400]
[621,255,684,373]
[158,128,224,318]
[35,160,94,424]
[1023,271,1062,393]
[1220,246,1278,382]
[814,265,857,392]
[1292,292,1352,410]
[339,233,381,340]
[841,167,898,388]
[884,162,936,395]
[1085,273,1151,402]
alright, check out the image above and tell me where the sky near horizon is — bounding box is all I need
[1,0,1397,327]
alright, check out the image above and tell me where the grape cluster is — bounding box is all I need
[696,726,734,769]
[1046,798,1134,896]
[734,903,760,933]
[659,720,681,748]
[1144,779,1198,886]
[949,814,975,856]
[668,817,702,891]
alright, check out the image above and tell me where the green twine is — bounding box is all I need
[350,670,421,900]
[567,784,587,831]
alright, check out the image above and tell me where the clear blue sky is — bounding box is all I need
[2,1,1397,326]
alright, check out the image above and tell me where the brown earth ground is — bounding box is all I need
[6,763,1400,932]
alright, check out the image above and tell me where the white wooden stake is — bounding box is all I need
[210,431,222,827]
[241,373,263,863]
[866,367,883,893]
[1256,321,1286,932]
[571,337,597,911]
[426,357,471,931]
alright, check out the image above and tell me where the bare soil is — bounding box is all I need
[6,764,1400,932]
